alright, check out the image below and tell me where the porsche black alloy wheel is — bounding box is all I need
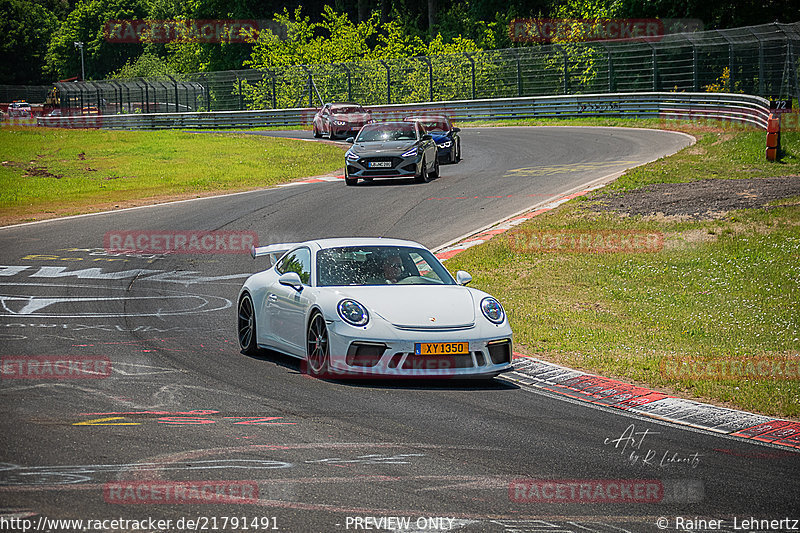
[306,312,330,376]
[238,294,258,355]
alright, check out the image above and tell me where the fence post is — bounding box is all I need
[308,71,313,108]
[205,76,211,111]
[794,41,800,102]
[261,69,277,109]
[77,84,84,115]
[746,28,765,96]
[379,60,391,104]
[553,45,568,94]
[341,64,352,101]
[718,30,735,91]
[646,41,659,91]
[464,52,476,99]
[91,83,101,114]
[687,34,700,91]
[773,23,800,102]
[142,80,150,113]
[166,75,179,112]
[598,42,614,92]
[418,56,433,102]
[108,81,118,113]
[510,49,523,96]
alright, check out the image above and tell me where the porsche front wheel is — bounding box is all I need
[306,311,330,376]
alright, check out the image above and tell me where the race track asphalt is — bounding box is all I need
[1,126,797,533]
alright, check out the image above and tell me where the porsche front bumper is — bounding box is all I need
[322,320,513,378]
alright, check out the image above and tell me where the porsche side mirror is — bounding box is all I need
[452,127,461,133]
[346,137,355,143]
[422,134,432,141]
[278,271,304,291]
[456,271,472,286]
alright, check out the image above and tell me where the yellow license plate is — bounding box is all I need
[414,342,469,355]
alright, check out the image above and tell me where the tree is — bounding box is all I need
[0,0,58,84]
[109,51,177,78]
[44,0,148,80]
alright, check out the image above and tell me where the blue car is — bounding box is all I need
[405,115,461,164]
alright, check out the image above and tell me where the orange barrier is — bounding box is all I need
[766,113,780,161]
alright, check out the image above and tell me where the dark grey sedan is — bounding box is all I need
[344,121,438,186]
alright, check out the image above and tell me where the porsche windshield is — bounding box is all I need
[356,124,417,142]
[316,246,456,286]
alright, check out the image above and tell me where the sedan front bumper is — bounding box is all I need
[345,153,421,179]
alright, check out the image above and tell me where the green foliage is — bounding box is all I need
[241,6,488,109]
[245,6,384,70]
[110,52,177,78]
[0,0,58,84]
[6,0,799,84]
[435,5,515,49]
[44,0,148,80]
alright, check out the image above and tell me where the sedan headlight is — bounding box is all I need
[338,299,369,326]
[401,147,418,157]
[437,141,452,148]
[345,151,360,161]
[333,120,347,126]
[480,297,505,324]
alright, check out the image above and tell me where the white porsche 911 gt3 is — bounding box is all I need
[237,238,513,379]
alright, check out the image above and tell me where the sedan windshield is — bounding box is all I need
[316,246,456,286]
[332,105,364,114]
[408,118,449,132]
[356,124,417,142]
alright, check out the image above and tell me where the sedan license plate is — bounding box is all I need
[414,342,469,355]
[369,161,392,168]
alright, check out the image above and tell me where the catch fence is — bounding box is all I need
[13,21,800,116]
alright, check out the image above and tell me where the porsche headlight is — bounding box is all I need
[437,141,452,148]
[345,151,360,161]
[480,297,505,324]
[333,120,347,126]
[338,299,369,326]
[401,147,418,157]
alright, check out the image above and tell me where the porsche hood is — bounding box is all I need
[333,285,476,328]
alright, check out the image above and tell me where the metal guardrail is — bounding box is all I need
[37,92,771,130]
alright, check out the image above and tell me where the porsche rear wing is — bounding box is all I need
[250,243,299,266]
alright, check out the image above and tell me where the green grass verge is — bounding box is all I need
[0,127,344,224]
[447,128,800,418]
[460,116,670,129]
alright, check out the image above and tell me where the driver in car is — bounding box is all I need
[379,252,405,284]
